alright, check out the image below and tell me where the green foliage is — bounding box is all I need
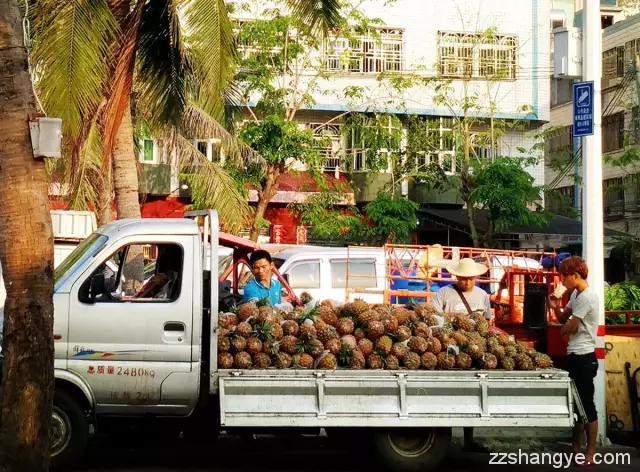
[239,116,322,169]
[364,193,418,244]
[470,157,549,242]
[605,282,640,312]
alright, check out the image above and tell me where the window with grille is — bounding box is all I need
[602,112,625,152]
[309,123,343,171]
[604,177,625,217]
[603,46,625,80]
[323,28,404,73]
[410,118,457,174]
[438,32,517,80]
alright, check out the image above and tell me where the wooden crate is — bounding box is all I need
[605,335,640,432]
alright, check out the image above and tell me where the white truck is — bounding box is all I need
[48,211,579,470]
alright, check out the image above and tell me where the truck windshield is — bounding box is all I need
[54,233,108,289]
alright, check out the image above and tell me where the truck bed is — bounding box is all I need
[218,368,576,428]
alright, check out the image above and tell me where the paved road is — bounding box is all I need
[77,431,639,472]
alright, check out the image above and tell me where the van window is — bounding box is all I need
[287,260,320,289]
[331,259,377,288]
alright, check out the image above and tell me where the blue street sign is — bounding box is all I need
[573,81,594,137]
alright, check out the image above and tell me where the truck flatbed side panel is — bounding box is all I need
[218,369,575,428]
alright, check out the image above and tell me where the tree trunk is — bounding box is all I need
[112,102,141,219]
[460,122,480,247]
[0,2,55,471]
[249,167,280,241]
[96,154,113,225]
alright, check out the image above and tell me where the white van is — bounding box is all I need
[272,247,387,304]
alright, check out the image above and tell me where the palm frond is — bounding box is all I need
[31,0,117,141]
[67,123,104,211]
[181,0,236,120]
[288,0,343,35]
[181,104,263,168]
[173,135,251,233]
[137,0,193,129]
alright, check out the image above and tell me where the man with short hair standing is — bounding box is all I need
[243,249,282,306]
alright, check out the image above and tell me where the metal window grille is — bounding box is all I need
[323,28,404,73]
[438,32,517,80]
[309,123,344,171]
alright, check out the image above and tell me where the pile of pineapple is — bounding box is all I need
[217,299,554,371]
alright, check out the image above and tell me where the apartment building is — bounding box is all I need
[137,0,554,242]
[545,12,640,239]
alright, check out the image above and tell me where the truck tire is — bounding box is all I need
[50,390,89,471]
[371,427,451,472]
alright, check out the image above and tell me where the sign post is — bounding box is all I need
[573,81,594,137]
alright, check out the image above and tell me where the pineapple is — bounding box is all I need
[353,327,366,341]
[375,335,393,355]
[403,352,421,370]
[281,335,299,355]
[367,320,385,339]
[478,353,498,370]
[325,337,342,356]
[426,337,442,355]
[340,335,357,350]
[396,325,412,341]
[233,352,252,369]
[337,317,355,335]
[357,309,380,327]
[514,353,534,371]
[451,331,469,348]
[281,320,299,336]
[424,315,439,327]
[474,318,489,336]
[262,339,280,356]
[306,338,325,358]
[245,337,263,355]
[317,353,338,370]
[414,322,432,339]
[500,356,515,371]
[300,292,313,305]
[407,336,429,354]
[319,304,339,327]
[391,342,409,360]
[504,344,518,358]
[219,313,239,329]
[421,352,438,370]
[367,353,385,369]
[497,333,512,346]
[437,352,456,370]
[271,323,284,340]
[230,335,247,353]
[490,344,506,360]
[465,342,485,361]
[393,307,412,325]
[456,352,473,369]
[533,353,554,369]
[273,352,293,369]
[235,321,253,338]
[299,322,317,339]
[351,299,370,317]
[218,352,234,369]
[294,353,314,369]
[218,336,231,352]
[381,315,399,334]
[349,350,366,369]
[317,324,339,344]
[452,314,474,332]
[257,306,276,324]
[414,304,438,320]
[384,354,400,370]
[253,352,272,369]
[252,322,274,343]
[357,338,374,357]
[238,303,258,321]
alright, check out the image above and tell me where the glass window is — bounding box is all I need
[55,233,108,289]
[323,28,404,74]
[286,261,320,289]
[142,139,154,162]
[331,259,377,289]
[79,243,183,303]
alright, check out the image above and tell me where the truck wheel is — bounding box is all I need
[50,390,89,471]
[371,427,451,472]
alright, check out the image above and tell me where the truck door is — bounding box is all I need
[66,235,198,414]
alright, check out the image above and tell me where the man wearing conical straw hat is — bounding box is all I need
[431,258,491,320]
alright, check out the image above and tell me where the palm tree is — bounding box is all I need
[32,0,342,228]
[0,1,55,470]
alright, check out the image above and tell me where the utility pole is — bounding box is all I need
[581,0,607,445]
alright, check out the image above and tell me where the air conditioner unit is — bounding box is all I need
[553,27,582,78]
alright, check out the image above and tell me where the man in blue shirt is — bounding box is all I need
[243,250,282,306]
